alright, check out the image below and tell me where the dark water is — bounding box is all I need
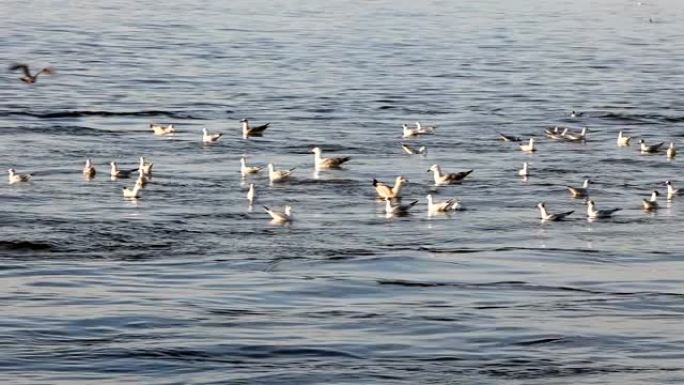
[2,0,684,383]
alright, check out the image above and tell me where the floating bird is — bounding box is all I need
[9,63,54,84]
[498,132,522,142]
[570,110,584,118]
[402,124,421,138]
[567,179,592,198]
[426,194,460,215]
[617,130,631,146]
[385,197,418,217]
[247,183,256,206]
[240,157,263,176]
[415,122,436,134]
[427,164,473,186]
[311,147,351,169]
[373,176,408,199]
[518,162,529,177]
[586,200,621,219]
[122,183,142,199]
[537,202,574,222]
[83,158,96,179]
[110,161,135,179]
[401,143,427,155]
[563,127,588,142]
[8,169,31,184]
[150,123,175,136]
[666,142,677,159]
[665,180,678,201]
[642,190,660,211]
[519,138,536,152]
[202,128,223,143]
[544,126,568,140]
[639,139,664,154]
[241,119,270,139]
[264,205,292,223]
[138,156,153,176]
[268,163,295,183]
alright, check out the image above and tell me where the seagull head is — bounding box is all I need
[311,147,322,154]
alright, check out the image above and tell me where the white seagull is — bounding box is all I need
[427,164,473,186]
[385,197,418,217]
[518,162,529,177]
[665,180,678,200]
[401,143,427,155]
[519,138,536,152]
[642,190,660,211]
[537,202,574,222]
[666,142,677,159]
[150,123,175,136]
[202,128,223,143]
[402,124,421,138]
[617,130,631,146]
[311,147,351,169]
[247,183,256,206]
[567,179,592,198]
[110,161,135,179]
[8,168,31,184]
[241,119,269,139]
[264,205,292,223]
[586,200,621,219]
[122,183,142,199]
[240,157,263,176]
[426,194,460,215]
[138,156,153,176]
[83,158,96,179]
[373,176,408,199]
[639,139,664,154]
[268,163,296,183]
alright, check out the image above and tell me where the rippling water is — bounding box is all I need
[2,0,684,383]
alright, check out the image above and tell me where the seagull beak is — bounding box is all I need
[426,169,431,172]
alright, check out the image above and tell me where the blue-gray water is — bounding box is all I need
[2,0,684,384]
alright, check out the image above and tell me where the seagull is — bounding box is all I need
[402,124,421,138]
[563,127,588,142]
[426,194,460,215]
[567,179,592,198]
[241,119,270,139]
[498,132,522,142]
[138,156,153,176]
[617,130,631,146]
[518,162,529,177]
[9,63,54,84]
[401,143,427,155]
[311,147,351,169]
[83,159,96,179]
[240,157,263,176]
[109,161,136,179]
[385,197,418,217]
[544,126,568,140]
[150,123,175,136]
[264,205,292,223]
[427,164,473,186]
[122,183,142,199]
[570,110,584,118]
[202,128,223,143]
[586,200,621,219]
[268,163,295,183]
[8,169,31,184]
[415,122,436,134]
[373,176,408,199]
[642,190,660,211]
[665,180,678,200]
[666,142,677,159]
[537,202,574,222]
[519,138,536,152]
[247,183,256,206]
[639,139,664,154]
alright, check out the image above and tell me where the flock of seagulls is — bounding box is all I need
[6,63,681,225]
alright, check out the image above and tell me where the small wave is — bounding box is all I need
[0,110,204,120]
[0,240,55,252]
[598,112,684,124]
